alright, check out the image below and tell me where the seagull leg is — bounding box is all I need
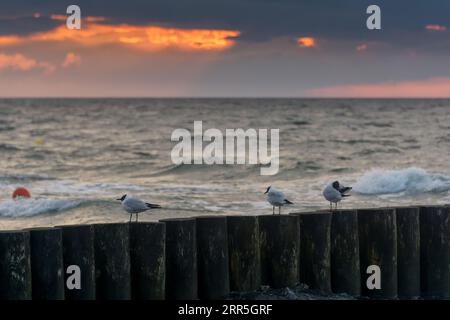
[330,202,332,211]
[279,206,281,215]
[272,206,275,215]
[129,213,132,223]
[136,213,139,223]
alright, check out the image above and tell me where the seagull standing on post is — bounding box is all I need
[322,181,352,210]
[116,194,161,222]
[264,186,293,215]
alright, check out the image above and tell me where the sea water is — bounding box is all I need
[1,98,450,230]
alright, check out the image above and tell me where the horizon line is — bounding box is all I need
[1,96,450,100]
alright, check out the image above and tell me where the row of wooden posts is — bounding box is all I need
[0,206,449,299]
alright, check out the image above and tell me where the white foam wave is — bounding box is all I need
[0,198,83,217]
[353,167,450,195]
[40,181,146,195]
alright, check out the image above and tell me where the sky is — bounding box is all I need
[0,0,450,97]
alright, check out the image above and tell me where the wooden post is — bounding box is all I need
[420,205,450,299]
[161,218,197,300]
[196,216,230,299]
[130,222,166,300]
[297,212,332,293]
[0,231,32,300]
[29,228,65,300]
[61,224,96,300]
[94,223,131,300]
[227,216,261,292]
[259,215,300,288]
[330,209,361,296]
[396,207,420,299]
[358,208,397,299]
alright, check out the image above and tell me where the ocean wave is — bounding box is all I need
[0,173,55,183]
[353,167,450,195]
[46,181,146,194]
[0,125,15,132]
[0,143,20,152]
[291,120,311,126]
[0,198,84,217]
[362,121,392,128]
[151,163,249,177]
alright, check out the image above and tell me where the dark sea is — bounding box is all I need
[1,98,450,231]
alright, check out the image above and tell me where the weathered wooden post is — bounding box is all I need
[94,223,131,300]
[129,222,166,300]
[297,212,332,293]
[227,216,261,292]
[420,205,450,299]
[330,209,360,296]
[161,218,197,300]
[61,224,96,300]
[0,231,32,300]
[196,216,230,299]
[259,215,300,288]
[396,207,420,299]
[30,228,65,300]
[358,208,397,299]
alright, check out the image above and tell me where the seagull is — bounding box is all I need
[322,181,352,210]
[264,186,293,215]
[116,194,161,222]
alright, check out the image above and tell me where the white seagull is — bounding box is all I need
[116,194,161,222]
[264,186,293,215]
[322,181,352,210]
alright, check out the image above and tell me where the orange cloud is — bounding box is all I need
[297,37,316,48]
[62,52,81,67]
[356,43,368,51]
[425,24,447,32]
[50,15,107,22]
[0,52,54,73]
[308,77,450,98]
[0,35,22,46]
[0,20,240,51]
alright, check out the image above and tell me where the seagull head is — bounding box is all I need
[332,181,340,189]
[116,194,127,202]
[264,186,271,194]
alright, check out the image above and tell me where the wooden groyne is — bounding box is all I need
[0,206,449,300]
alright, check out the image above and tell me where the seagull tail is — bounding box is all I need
[340,186,352,194]
[342,194,351,198]
[284,199,294,205]
[146,203,162,209]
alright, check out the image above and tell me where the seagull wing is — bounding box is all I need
[268,189,287,205]
[323,184,342,202]
[339,186,352,195]
[124,197,151,212]
[145,203,161,209]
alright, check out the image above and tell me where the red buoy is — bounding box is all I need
[12,187,31,200]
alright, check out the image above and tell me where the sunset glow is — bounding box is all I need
[308,77,450,98]
[0,52,54,73]
[50,15,107,22]
[0,35,22,46]
[62,52,81,67]
[0,21,241,51]
[356,44,368,51]
[297,37,316,48]
[425,24,447,32]
[1,1,450,97]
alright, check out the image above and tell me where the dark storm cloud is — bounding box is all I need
[1,0,450,44]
